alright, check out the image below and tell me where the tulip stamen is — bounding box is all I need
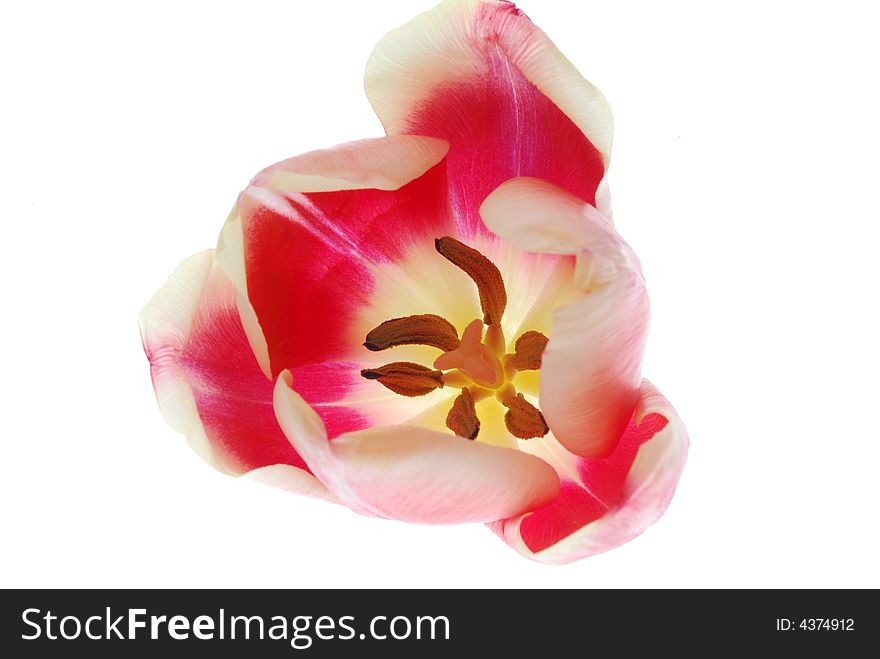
[434,236,507,326]
[507,330,549,371]
[500,392,549,440]
[446,388,480,440]
[360,362,445,397]
[364,314,460,352]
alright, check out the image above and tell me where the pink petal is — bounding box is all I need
[274,370,560,524]
[482,177,648,458]
[139,251,365,492]
[221,136,453,377]
[480,176,620,257]
[366,0,610,238]
[247,465,341,505]
[541,258,648,460]
[489,381,688,564]
[251,135,449,193]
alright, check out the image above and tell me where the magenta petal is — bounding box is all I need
[227,136,453,376]
[367,0,610,238]
[140,251,368,482]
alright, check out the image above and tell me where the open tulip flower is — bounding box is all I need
[140,0,687,564]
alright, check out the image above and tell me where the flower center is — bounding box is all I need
[360,236,550,441]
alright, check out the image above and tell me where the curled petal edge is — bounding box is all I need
[481,177,648,458]
[489,380,688,564]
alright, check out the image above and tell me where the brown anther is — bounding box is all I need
[364,314,460,352]
[509,330,549,371]
[501,393,549,439]
[435,236,507,326]
[360,362,444,397]
[446,388,480,440]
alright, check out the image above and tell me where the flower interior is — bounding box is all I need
[361,236,551,441]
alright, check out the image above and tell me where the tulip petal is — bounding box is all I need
[247,465,340,504]
[480,176,618,256]
[490,381,688,564]
[482,177,648,458]
[366,0,610,238]
[274,370,560,524]
[251,135,450,194]
[139,250,361,500]
[216,205,272,379]
[218,136,454,377]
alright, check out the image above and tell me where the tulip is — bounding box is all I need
[140,0,687,564]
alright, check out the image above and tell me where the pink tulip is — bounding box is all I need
[140,0,688,564]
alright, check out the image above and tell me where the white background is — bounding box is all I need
[2,0,878,588]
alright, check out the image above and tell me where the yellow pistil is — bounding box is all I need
[433,319,504,388]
